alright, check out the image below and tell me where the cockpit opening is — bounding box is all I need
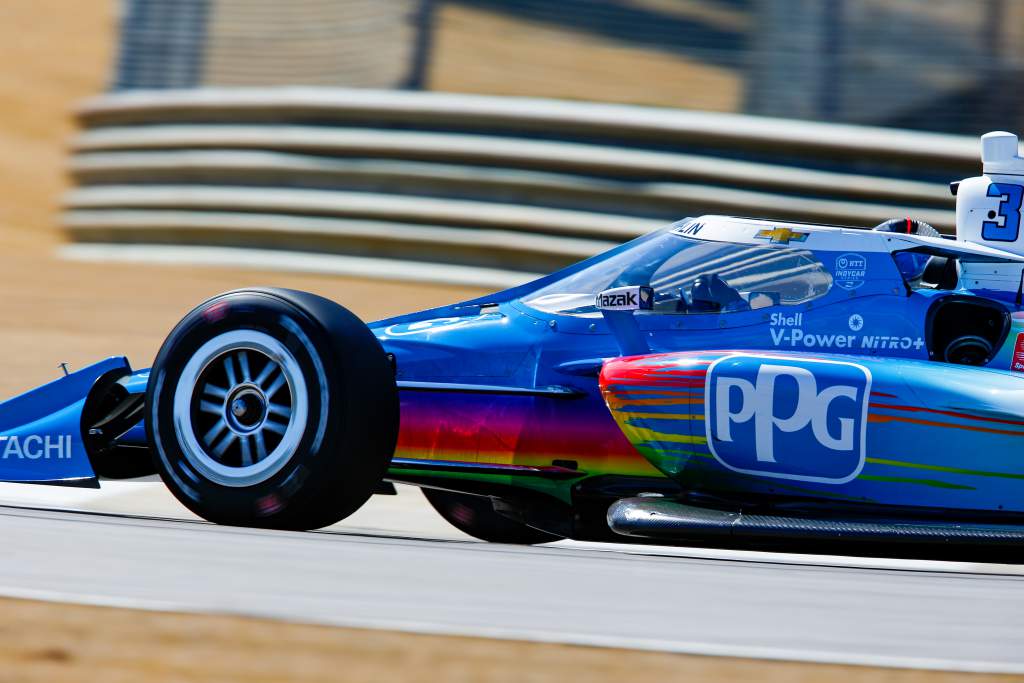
[523,230,833,318]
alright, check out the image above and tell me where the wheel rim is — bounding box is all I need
[173,330,309,487]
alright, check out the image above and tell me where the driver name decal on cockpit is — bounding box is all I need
[676,221,704,236]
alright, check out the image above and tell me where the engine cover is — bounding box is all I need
[956,131,1024,294]
[599,350,1024,514]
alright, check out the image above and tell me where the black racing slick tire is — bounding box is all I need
[422,488,563,545]
[146,288,399,530]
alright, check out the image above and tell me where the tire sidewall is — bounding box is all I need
[147,290,343,526]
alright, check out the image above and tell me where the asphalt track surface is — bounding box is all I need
[0,484,1021,674]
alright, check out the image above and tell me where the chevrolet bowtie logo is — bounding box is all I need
[755,227,809,244]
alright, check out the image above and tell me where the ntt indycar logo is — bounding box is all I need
[705,355,870,484]
[0,434,73,459]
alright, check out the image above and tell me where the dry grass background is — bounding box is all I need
[429,4,742,111]
[0,0,485,401]
[0,2,1016,681]
[2,598,1020,683]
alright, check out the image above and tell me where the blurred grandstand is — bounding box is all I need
[63,0,1024,285]
[111,0,1024,134]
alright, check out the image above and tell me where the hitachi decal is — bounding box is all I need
[0,435,73,459]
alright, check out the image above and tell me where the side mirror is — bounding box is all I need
[596,286,653,356]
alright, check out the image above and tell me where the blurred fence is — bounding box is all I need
[115,0,423,90]
[64,87,979,286]
[110,0,1024,136]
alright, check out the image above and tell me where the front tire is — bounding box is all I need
[146,288,398,530]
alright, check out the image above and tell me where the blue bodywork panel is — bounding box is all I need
[0,357,130,484]
[370,217,1024,516]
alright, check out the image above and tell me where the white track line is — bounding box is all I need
[2,481,1022,576]
[558,539,1024,575]
[1,484,1023,672]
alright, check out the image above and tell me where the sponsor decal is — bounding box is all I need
[769,328,922,351]
[596,286,654,311]
[1012,333,1024,373]
[675,220,704,236]
[0,434,73,459]
[769,312,802,327]
[859,335,924,350]
[767,311,921,351]
[384,312,502,337]
[754,227,809,245]
[834,253,868,290]
[706,355,870,484]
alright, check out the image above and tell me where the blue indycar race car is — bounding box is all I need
[5,131,1024,555]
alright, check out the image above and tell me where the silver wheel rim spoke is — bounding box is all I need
[202,418,228,445]
[263,419,287,436]
[238,351,251,382]
[264,372,286,400]
[253,431,268,462]
[267,402,291,419]
[199,400,222,415]
[203,384,228,400]
[239,435,253,467]
[212,431,238,458]
[223,355,237,386]
[254,362,276,388]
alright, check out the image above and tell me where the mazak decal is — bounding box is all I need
[754,227,809,245]
[834,253,867,290]
[706,355,870,484]
[0,434,73,459]
[596,286,654,311]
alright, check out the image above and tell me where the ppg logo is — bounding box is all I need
[705,355,870,484]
